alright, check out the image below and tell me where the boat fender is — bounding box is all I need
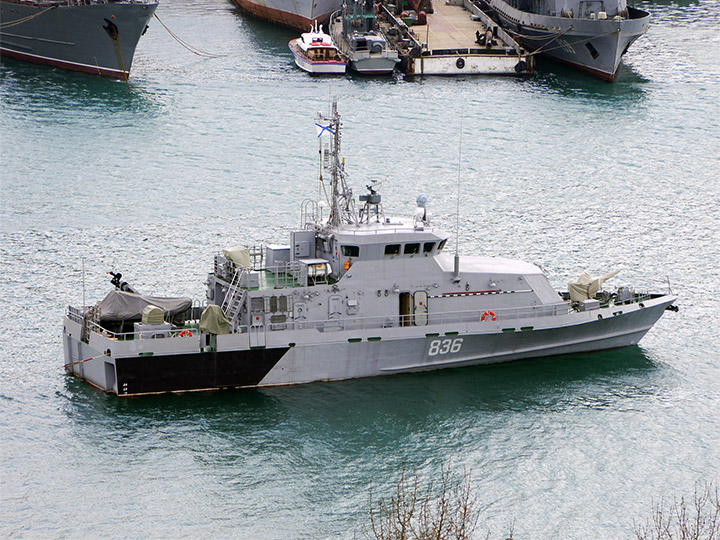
[514,60,527,73]
[481,310,496,322]
[456,58,465,69]
[178,330,193,337]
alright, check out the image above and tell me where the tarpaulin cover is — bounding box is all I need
[223,246,251,268]
[97,290,192,322]
[568,270,620,302]
[200,304,231,335]
[141,305,165,324]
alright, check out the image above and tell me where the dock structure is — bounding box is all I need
[379,0,533,75]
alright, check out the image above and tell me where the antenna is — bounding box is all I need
[82,257,86,309]
[453,108,463,282]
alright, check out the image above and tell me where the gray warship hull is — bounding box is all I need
[64,293,674,396]
[480,0,649,81]
[0,0,157,79]
[232,0,341,31]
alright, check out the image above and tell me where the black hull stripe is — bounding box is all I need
[115,348,289,396]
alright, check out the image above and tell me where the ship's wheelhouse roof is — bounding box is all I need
[331,217,450,245]
[437,254,543,275]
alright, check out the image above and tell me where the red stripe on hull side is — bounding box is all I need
[1,47,126,79]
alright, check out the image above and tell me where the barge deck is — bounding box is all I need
[380,0,533,75]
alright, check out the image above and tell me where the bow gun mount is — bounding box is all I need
[108,272,139,294]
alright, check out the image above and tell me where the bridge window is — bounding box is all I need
[438,239,447,252]
[385,244,401,256]
[404,243,420,255]
[423,242,435,253]
[342,245,360,257]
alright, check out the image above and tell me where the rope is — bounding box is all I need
[107,32,130,88]
[506,23,621,58]
[520,26,573,56]
[64,352,108,369]
[531,28,620,56]
[0,5,55,30]
[153,14,228,58]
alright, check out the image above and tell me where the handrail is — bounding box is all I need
[66,291,659,340]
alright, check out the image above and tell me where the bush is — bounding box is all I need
[357,464,496,540]
[635,483,720,540]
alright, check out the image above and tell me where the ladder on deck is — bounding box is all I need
[222,268,247,325]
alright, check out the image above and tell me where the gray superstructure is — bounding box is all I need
[0,0,157,79]
[478,0,649,80]
[63,101,677,396]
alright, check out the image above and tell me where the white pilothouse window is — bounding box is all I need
[423,242,435,253]
[385,244,401,256]
[404,243,420,255]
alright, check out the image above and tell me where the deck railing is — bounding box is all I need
[66,292,658,342]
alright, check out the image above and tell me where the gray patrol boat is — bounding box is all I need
[63,101,677,396]
[0,0,157,79]
[478,0,649,80]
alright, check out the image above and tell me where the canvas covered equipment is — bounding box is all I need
[141,305,165,324]
[568,270,620,302]
[97,290,192,322]
[223,246,251,268]
[200,304,231,335]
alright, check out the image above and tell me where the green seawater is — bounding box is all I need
[1,0,719,537]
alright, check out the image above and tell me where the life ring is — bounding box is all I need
[481,311,496,322]
[178,330,193,337]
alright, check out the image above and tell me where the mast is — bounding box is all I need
[317,99,357,228]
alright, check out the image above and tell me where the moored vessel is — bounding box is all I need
[63,101,677,397]
[0,0,158,79]
[477,0,649,81]
[289,23,347,74]
[330,0,399,74]
[232,0,340,31]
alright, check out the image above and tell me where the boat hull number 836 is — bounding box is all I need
[427,338,463,356]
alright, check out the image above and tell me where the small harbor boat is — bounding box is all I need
[63,101,677,397]
[477,0,650,81]
[0,0,157,79]
[289,23,347,74]
[330,0,399,74]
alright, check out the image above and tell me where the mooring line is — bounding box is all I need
[0,6,55,30]
[153,14,228,58]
